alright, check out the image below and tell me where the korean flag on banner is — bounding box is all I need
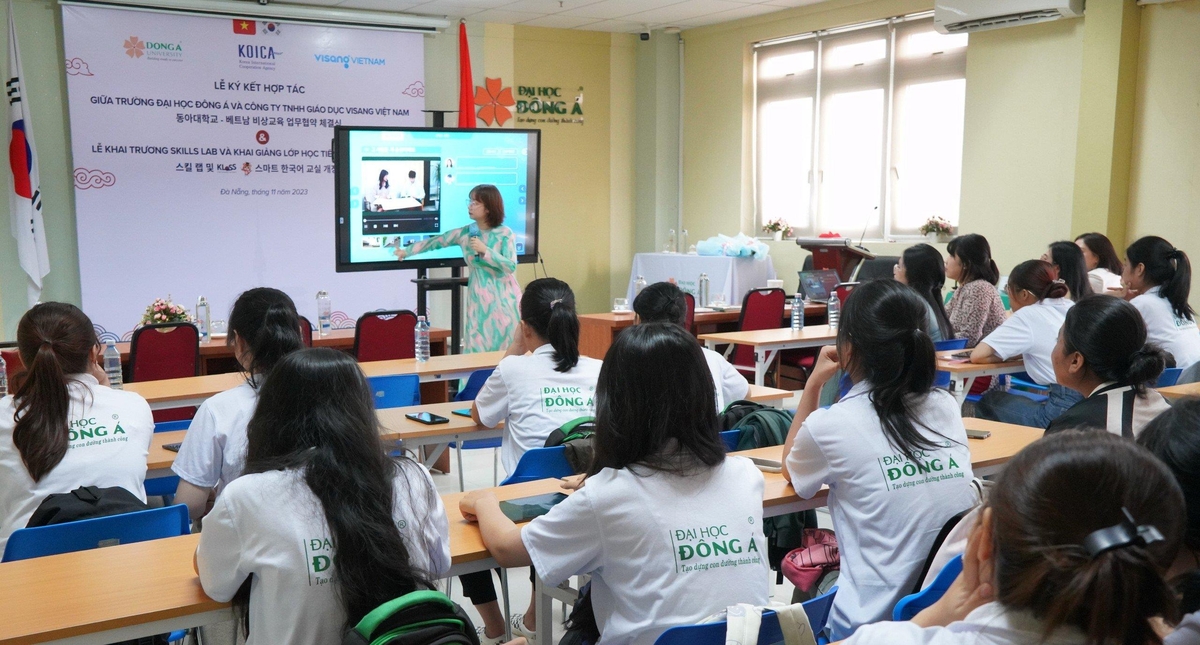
[8,2,48,307]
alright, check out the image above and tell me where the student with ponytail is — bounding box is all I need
[972,260,1081,428]
[895,243,954,342]
[1047,296,1170,437]
[781,280,975,639]
[467,277,602,643]
[196,349,449,645]
[0,303,154,551]
[172,287,304,520]
[1043,240,1094,301]
[1124,236,1200,371]
[845,431,1184,645]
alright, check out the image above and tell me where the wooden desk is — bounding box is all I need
[2,419,1040,645]
[1157,382,1200,401]
[578,304,826,360]
[700,326,838,387]
[934,351,1027,405]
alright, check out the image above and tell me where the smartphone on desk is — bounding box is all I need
[748,456,782,473]
[966,428,991,440]
[406,412,450,425]
[950,351,972,360]
[163,442,182,452]
[451,408,472,418]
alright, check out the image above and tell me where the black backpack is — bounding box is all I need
[27,485,149,527]
[718,400,768,432]
[344,590,480,645]
[543,416,595,474]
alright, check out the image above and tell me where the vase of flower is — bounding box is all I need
[919,217,955,244]
[141,297,192,329]
[763,218,792,242]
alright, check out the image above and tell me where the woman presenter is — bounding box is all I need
[394,184,521,353]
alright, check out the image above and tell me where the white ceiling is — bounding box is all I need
[264,0,829,32]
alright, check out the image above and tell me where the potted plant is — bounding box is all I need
[763,218,793,242]
[141,297,192,328]
[919,217,955,243]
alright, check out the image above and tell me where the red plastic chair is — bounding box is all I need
[129,323,201,423]
[731,288,786,379]
[298,316,314,348]
[354,310,418,362]
[1,348,22,394]
[683,292,696,335]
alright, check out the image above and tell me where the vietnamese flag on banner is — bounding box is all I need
[457,21,476,128]
[233,19,256,35]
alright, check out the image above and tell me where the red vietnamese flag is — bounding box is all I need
[233,19,256,35]
[457,21,476,128]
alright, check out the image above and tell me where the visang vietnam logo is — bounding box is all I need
[122,36,183,62]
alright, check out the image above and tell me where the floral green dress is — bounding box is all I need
[406,225,522,353]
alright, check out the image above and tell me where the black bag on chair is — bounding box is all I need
[27,485,149,527]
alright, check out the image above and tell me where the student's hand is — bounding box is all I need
[468,237,488,258]
[809,346,840,386]
[394,246,408,261]
[506,328,528,357]
[88,346,111,387]
[459,490,498,523]
[559,474,586,491]
[914,512,994,627]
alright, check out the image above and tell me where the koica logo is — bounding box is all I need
[238,44,281,70]
[123,36,183,62]
[313,53,386,69]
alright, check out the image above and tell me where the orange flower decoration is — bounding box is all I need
[475,78,515,127]
[123,36,145,59]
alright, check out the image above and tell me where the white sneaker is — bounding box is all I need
[476,625,506,645]
[510,613,536,641]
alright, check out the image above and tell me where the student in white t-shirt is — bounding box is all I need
[845,432,1183,645]
[971,260,1081,429]
[632,281,749,411]
[172,287,304,520]
[1075,232,1125,295]
[195,348,450,645]
[0,303,154,552]
[461,323,770,645]
[781,280,975,639]
[1123,236,1200,372]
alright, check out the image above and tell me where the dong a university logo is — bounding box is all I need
[122,36,183,62]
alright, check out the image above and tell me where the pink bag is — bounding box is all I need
[781,528,839,593]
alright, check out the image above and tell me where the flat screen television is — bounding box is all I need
[334,126,541,272]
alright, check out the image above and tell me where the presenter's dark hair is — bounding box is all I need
[989,431,1182,645]
[407,170,417,179]
[839,280,949,464]
[1075,232,1123,275]
[946,233,1000,286]
[228,287,304,386]
[1048,241,1094,300]
[1127,236,1194,321]
[901,244,954,340]
[470,184,504,228]
[521,278,580,373]
[1139,399,1200,614]
[377,169,388,189]
[1062,296,1165,395]
[11,303,99,482]
[633,282,688,326]
[591,323,723,476]
[242,349,435,630]
[1008,260,1070,301]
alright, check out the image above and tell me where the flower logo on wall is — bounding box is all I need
[475,77,515,127]
[123,36,145,58]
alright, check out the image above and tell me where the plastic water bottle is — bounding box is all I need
[634,275,647,296]
[698,273,710,308]
[827,294,840,331]
[196,296,211,342]
[415,316,431,362]
[104,341,123,390]
[316,290,332,337]
[0,353,7,397]
[791,293,805,331]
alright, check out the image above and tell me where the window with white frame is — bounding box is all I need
[754,15,967,239]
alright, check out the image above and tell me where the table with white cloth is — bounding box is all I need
[625,253,777,304]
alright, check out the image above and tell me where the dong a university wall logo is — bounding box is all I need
[122,36,183,62]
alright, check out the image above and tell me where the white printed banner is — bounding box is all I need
[62,5,425,340]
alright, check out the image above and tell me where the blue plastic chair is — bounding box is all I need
[654,587,838,645]
[2,504,190,562]
[720,429,742,452]
[449,369,501,491]
[500,446,574,486]
[145,420,191,499]
[934,338,968,389]
[367,374,421,409]
[892,555,963,621]
[1158,367,1183,388]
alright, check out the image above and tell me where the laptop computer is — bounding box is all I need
[797,269,841,302]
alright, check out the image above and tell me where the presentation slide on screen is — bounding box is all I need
[345,129,539,266]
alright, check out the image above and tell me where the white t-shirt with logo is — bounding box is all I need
[1131,286,1200,371]
[475,345,602,474]
[786,382,975,639]
[522,456,770,645]
[1088,268,1123,295]
[0,373,154,552]
[979,297,1074,385]
[196,459,450,645]
[172,381,257,493]
[702,347,749,411]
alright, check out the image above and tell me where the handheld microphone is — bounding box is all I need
[468,222,483,259]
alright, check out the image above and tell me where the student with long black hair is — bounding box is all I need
[195,349,450,645]
[781,280,974,639]
[460,323,769,645]
[467,277,602,642]
[944,234,1006,348]
[0,303,154,552]
[1124,236,1200,371]
[1043,240,1094,301]
[894,243,954,342]
[972,260,1080,428]
[1075,232,1124,293]
[173,287,304,520]
[845,431,1184,645]
[1047,296,1170,437]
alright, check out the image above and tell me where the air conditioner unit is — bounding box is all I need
[934,0,1085,34]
